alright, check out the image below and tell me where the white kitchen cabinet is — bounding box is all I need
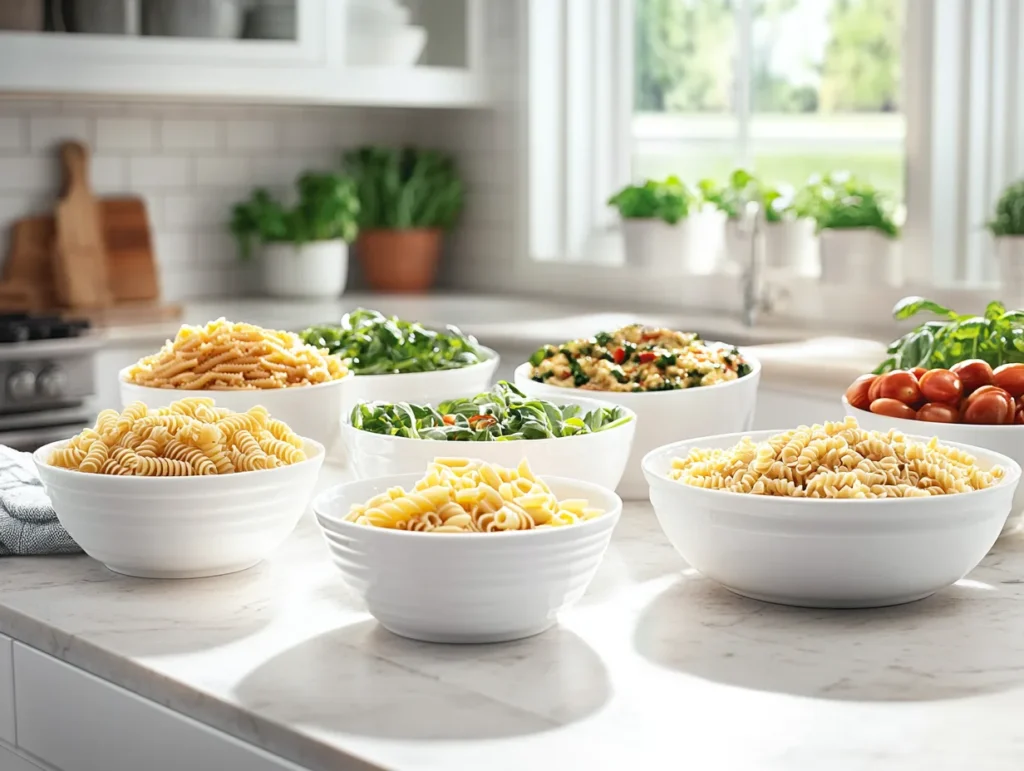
[0,0,489,107]
[14,644,308,771]
[0,633,14,746]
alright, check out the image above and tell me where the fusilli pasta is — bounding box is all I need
[49,398,308,477]
[123,318,348,390]
[344,458,605,533]
[669,417,1005,498]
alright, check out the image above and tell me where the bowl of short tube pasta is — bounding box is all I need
[34,398,325,579]
[313,457,623,644]
[119,318,354,450]
[641,417,1021,609]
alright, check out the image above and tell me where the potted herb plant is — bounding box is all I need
[608,176,702,272]
[698,169,762,270]
[988,179,1024,298]
[343,147,463,293]
[230,172,359,299]
[807,173,901,287]
[761,184,818,274]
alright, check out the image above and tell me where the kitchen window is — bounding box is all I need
[525,0,1024,297]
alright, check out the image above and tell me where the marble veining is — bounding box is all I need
[3,466,1024,770]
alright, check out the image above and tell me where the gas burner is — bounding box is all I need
[0,314,91,344]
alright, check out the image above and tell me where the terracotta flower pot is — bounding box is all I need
[357,228,442,293]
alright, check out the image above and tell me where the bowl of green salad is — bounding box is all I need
[342,381,637,487]
[300,309,499,412]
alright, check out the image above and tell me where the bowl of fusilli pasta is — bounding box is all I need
[119,319,354,451]
[313,458,622,643]
[34,398,325,579]
[641,418,1021,609]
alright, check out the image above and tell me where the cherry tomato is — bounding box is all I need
[911,367,928,380]
[917,369,963,405]
[875,371,922,406]
[963,386,1014,425]
[868,375,885,402]
[844,374,877,410]
[638,351,656,364]
[613,347,625,364]
[917,402,960,423]
[442,414,456,425]
[950,359,994,394]
[869,398,917,420]
[1017,410,1024,425]
[993,363,1024,398]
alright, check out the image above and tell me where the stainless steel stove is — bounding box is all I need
[0,314,99,451]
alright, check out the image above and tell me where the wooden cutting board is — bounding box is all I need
[2,215,57,309]
[102,197,159,302]
[53,141,112,308]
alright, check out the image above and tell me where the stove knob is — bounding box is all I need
[37,367,68,399]
[7,369,36,402]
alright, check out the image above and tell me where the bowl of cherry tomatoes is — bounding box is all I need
[843,360,1024,533]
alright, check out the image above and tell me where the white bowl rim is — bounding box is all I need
[118,366,354,393]
[313,472,623,540]
[642,428,1022,511]
[33,436,326,483]
[842,395,1024,431]
[341,391,638,447]
[343,344,500,379]
[512,347,761,398]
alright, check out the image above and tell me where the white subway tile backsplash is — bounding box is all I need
[195,156,250,188]
[128,155,192,189]
[224,119,277,150]
[160,119,221,151]
[164,192,231,229]
[280,119,339,150]
[27,116,92,152]
[154,232,196,267]
[0,157,58,193]
[0,117,24,150]
[90,155,128,194]
[96,117,156,152]
[195,232,237,267]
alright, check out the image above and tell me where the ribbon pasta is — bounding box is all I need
[345,458,605,533]
[49,398,307,477]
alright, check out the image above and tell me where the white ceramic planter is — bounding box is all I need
[995,236,1024,304]
[818,228,900,287]
[763,219,818,275]
[621,218,701,273]
[261,240,348,299]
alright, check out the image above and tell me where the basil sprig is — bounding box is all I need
[350,381,632,441]
[300,308,483,375]
[875,296,1024,373]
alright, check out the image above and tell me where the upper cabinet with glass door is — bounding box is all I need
[0,0,489,107]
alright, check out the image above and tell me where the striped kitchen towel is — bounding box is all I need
[0,445,80,556]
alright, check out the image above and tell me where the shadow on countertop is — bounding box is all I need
[234,620,611,740]
[634,569,1024,702]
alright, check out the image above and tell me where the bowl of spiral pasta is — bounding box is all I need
[641,417,1021,609]
[514,323,759,499]
[34,398,325,579]
[119,318,353,451]
[313,458,622,643]
[342,381,637,486]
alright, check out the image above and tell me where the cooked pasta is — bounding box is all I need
[48,398,307,476]
[344,458,605,533]
[668,417,1005,498]
[123,318,348,390]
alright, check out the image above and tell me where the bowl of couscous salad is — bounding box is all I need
[514,324,760,500]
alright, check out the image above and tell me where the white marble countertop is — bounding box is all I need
[3,464,1024,770]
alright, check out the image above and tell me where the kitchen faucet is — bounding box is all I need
[740,200,768,328]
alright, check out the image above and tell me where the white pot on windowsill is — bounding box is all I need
[995,235,1024,302]
[620,217,702,273]
[763,218,818,275]
[722,216,759,272]
[260,239,349,299]
[818,228,900,287]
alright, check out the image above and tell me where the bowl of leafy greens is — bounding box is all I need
[300,308,500,410]
[342,381,637,487]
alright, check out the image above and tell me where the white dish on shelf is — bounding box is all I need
[844,398,1024,535]
[513,351,761,500]
[342,392,636,487]
[642,430,1021,609]
[119,368,354,453]
[313,472,622,643]
[346,0,411,29]
[34,438,325,579]
[345,24,426,67]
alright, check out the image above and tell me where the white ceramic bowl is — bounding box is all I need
[341,393,637,488]
[313,473,622,643]
[514,351,761,500]
[346,24,426,67]
[643,431,1021,609]
[844,398,1024,535]
[33,438,325,579]
[343,346,500,407]
[119,368,353,452]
